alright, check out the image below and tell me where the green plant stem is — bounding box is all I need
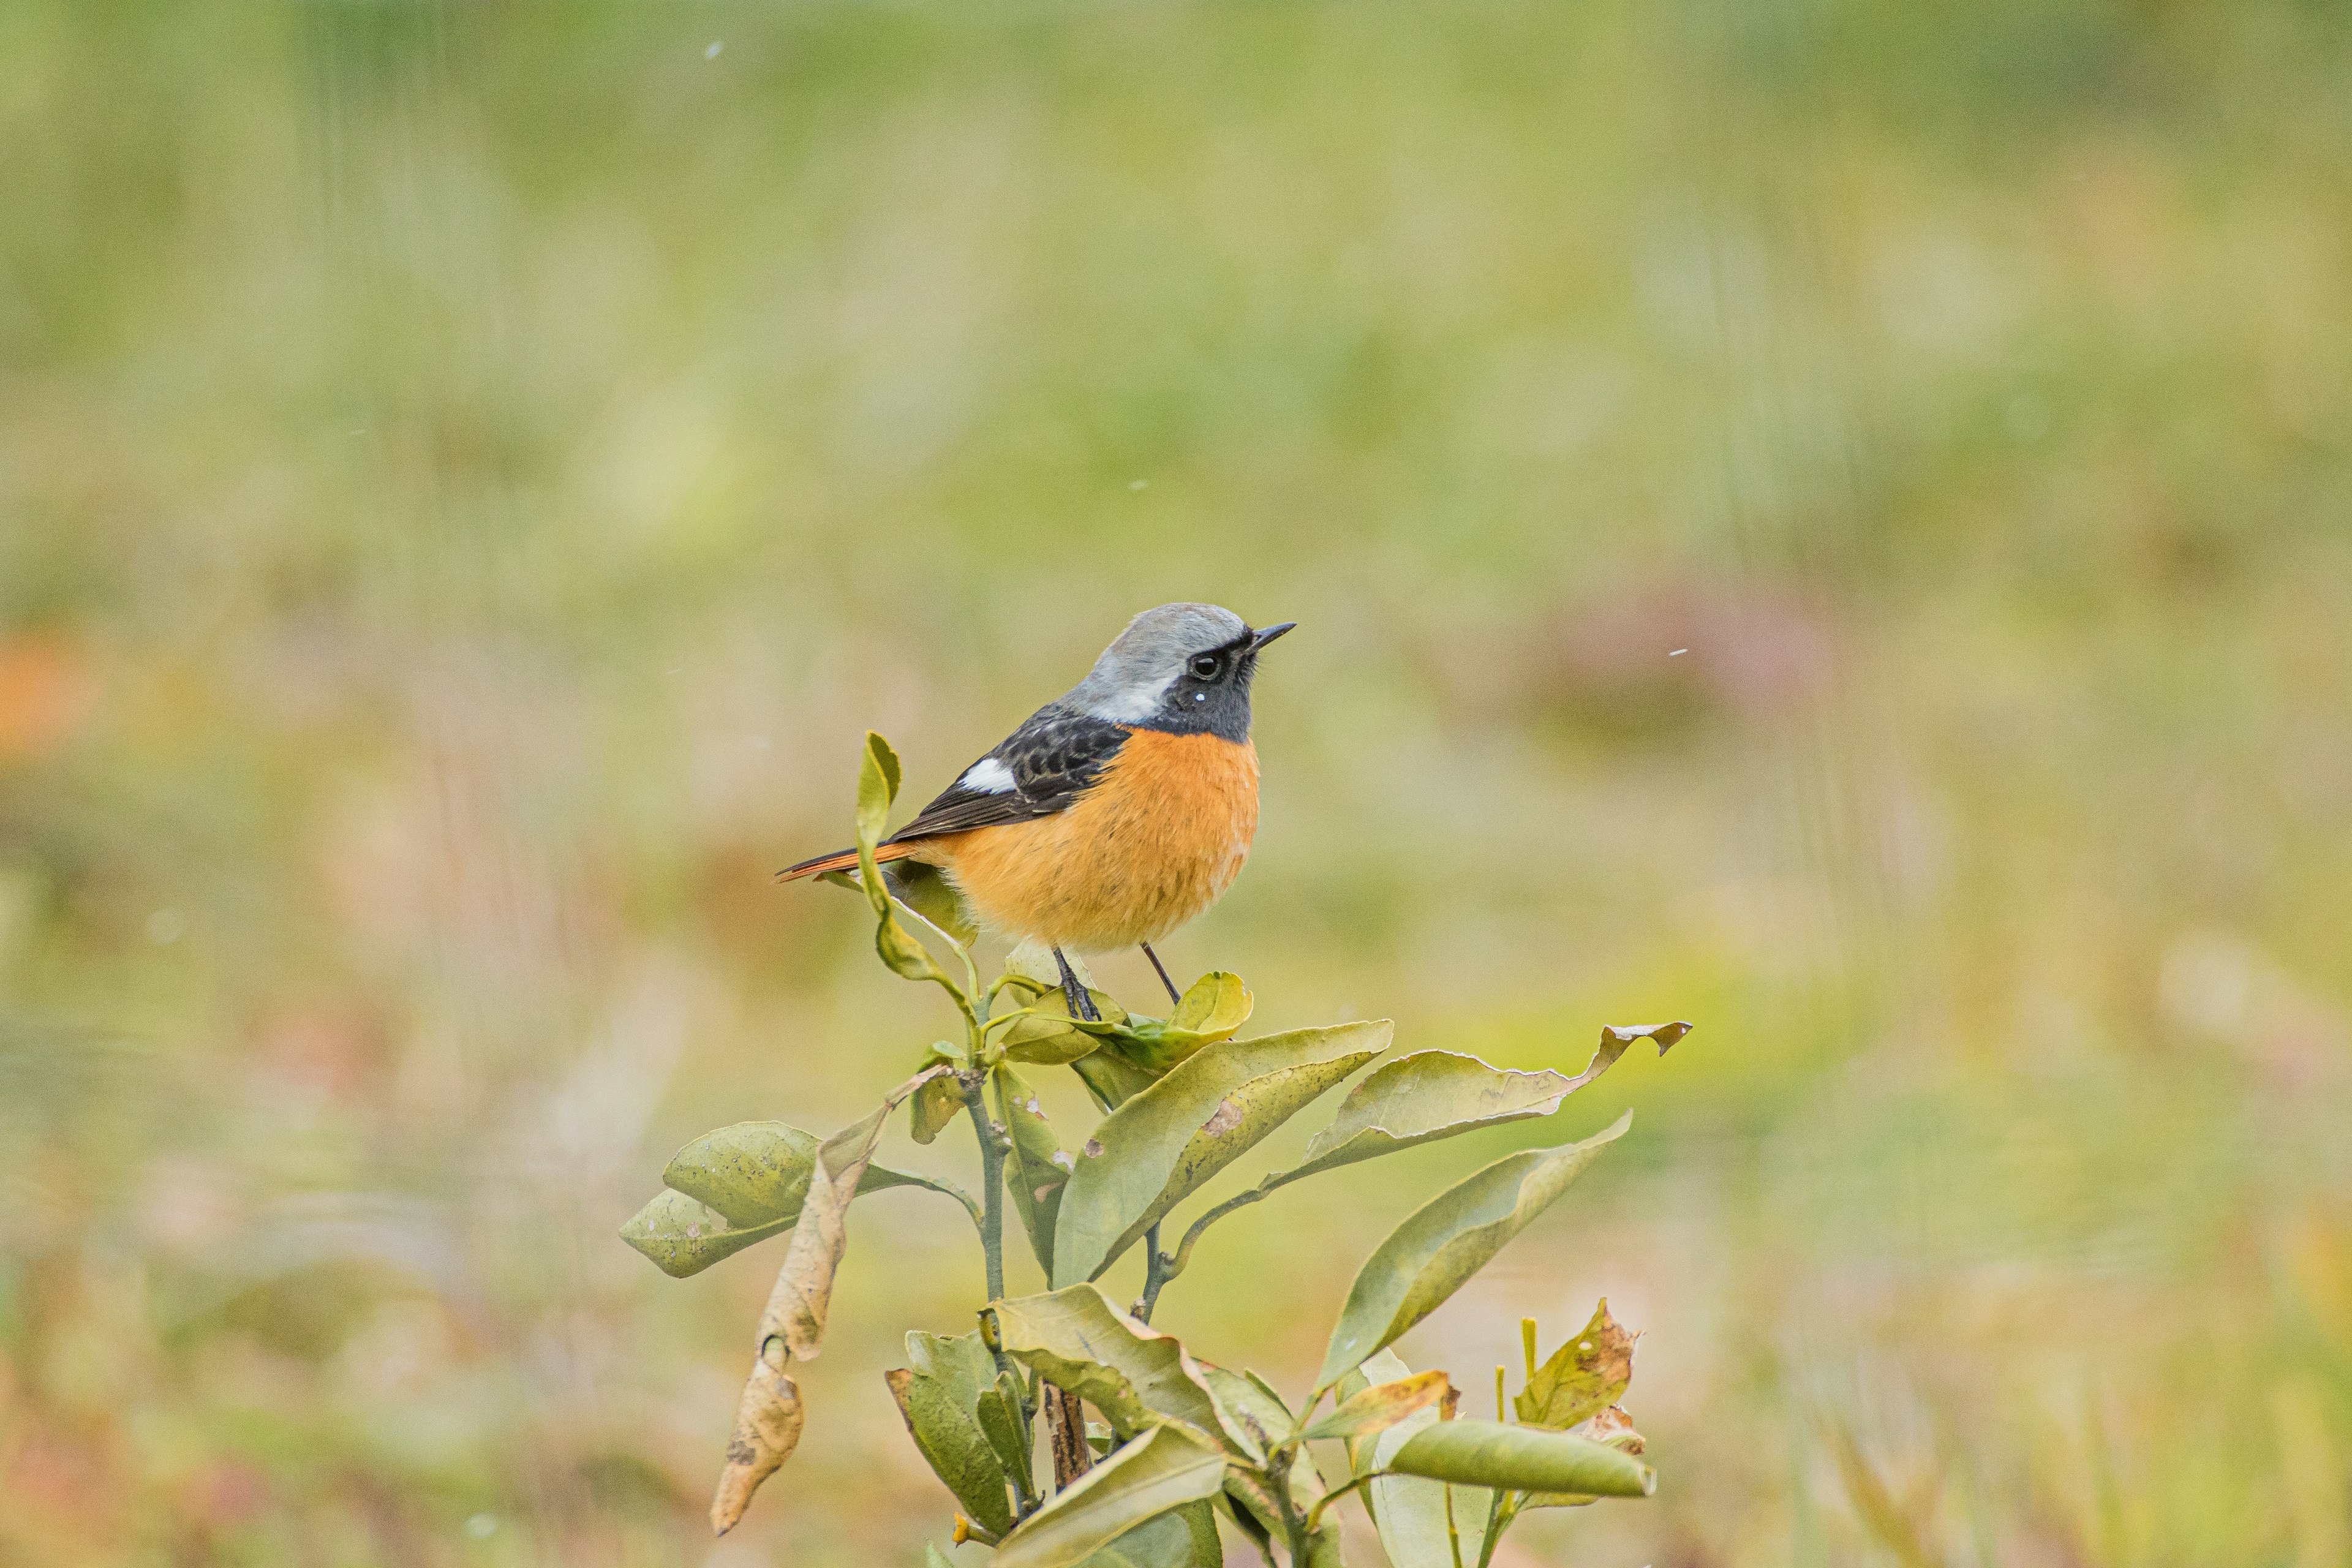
[1159,1170,1297,1287]
[1134,1222,1170,1321]
[1273,1468,1313,1566]
[1475,1491,1518,1568]
[1303,1469,1381,1534]
[963,1073,1035,1517]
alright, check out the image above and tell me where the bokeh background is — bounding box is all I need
[6,0,2351,1563]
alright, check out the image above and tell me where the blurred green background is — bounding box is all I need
[5,0,2351,1563]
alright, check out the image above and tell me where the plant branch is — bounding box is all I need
[1159,1170,1301,1289]
[962,1072,1035,1517]
[1133,1222,1171,1322]
[1303,1469,1381,1535]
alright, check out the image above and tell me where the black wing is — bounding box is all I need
[881,706,1129,844]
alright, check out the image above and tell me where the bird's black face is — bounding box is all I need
[1147,622,1294,740]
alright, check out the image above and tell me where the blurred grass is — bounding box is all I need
[3,0,2350,1563]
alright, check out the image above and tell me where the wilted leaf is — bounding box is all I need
[710,1349,804,1536]
[991,1285,1257,1457]
[1316,1110,1631,1392]
[990,1423,1230,1568]
[1196,1365,1327,1545]
[997,1065,1076,1276]
[621,1123,955,1280]
[710,1066,949,1534]
[1300,1371,1455,1443]
[889,859,978,947]
[1054,1022,1392,1287]
[1563,1021,1690,1091]
[1385,1419,1653,1499]
[1515,1300,1636,1431]
[1281,1052,1580,1184]
[887,1367,1016,1535]
[911,1073,967,1145]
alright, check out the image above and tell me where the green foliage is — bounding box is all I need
[622,736,1683,1561]
[1317,1112,1633,1391]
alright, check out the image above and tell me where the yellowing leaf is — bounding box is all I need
[1515,1299,1637,1431]
[709,1065,949,1534]
[1298,1370,1455,1443]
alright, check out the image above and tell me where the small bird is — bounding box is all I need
[779,604,1295,1020]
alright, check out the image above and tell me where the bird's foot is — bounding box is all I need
[1053,946,1102,1023]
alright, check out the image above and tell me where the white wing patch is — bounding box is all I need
[958,756,1017,794]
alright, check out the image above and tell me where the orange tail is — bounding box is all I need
[775,840,924,882]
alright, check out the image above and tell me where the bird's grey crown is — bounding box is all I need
[1066,603,1248,723]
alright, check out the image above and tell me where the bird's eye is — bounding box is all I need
[1189,654,1220,680]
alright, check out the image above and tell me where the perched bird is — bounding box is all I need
[779,603,1295,1020]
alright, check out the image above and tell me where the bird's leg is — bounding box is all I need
[1052,946,1101,1023]
[1140,943,1183,1008]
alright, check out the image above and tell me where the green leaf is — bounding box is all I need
[1361,1367,1474,1568]
[927,1546,957,1568]
[1073,1501,1223,1567]
[1514,1300,1635,1431]
[1003,983,1128,1066]
[1385,1420,1654,1498]
[1072,1049,1160,1111]
[891,859,977,947]
[1053,1022,1393,1287]
[908,1329,1002,1412]
[856,730,902,848]
[1084,973,1255,1072]
[911,1071,966,1145]
[990,1284,1258,1457]
[886,1366,1016,1535]
[1299,1371,1455,1443]
[977,1369,1038,1498]
[990,1423,1231,1568]
[619,1123,954,1278]
[618,1189,778,1278]
[1168,971,1252,1041]
[1280,1052,1579,1184]
[997,1065,1076,1276]
[1521,1404,1649,1510]
[1316,1110,1632,1392]
[1196,1365,1324,1542]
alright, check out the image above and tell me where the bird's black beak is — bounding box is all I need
[1246,622,1297,654]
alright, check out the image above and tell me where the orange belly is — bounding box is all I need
[919,729,1259,952]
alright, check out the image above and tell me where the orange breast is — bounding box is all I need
[924,729,1259,953]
